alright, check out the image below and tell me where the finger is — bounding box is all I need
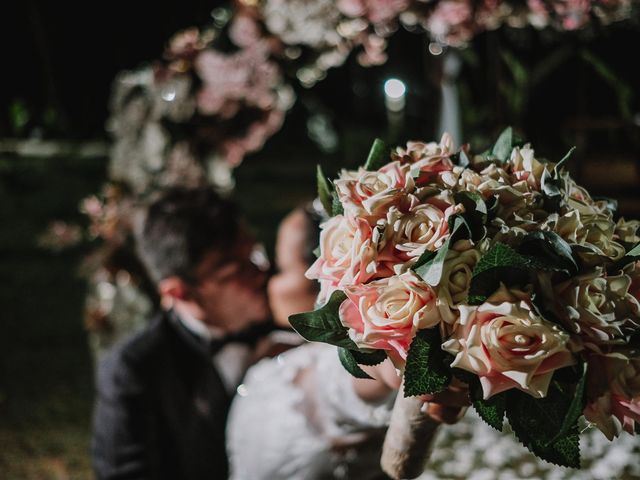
[420,390,470,408]
[444,382,468,393]
[449,377,469,389]
[425,404,467,424]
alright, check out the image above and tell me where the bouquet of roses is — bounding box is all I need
[290,128,640,473]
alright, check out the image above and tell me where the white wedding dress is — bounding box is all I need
[227,342,394,479]
[227,341,640,480]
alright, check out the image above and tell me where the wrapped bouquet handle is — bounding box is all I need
[380,387,441,480]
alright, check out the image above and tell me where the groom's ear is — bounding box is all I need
[158,276,190,305]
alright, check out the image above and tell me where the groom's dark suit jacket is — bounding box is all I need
[92,310,231,480]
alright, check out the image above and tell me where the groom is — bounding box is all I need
[92,187,270,479]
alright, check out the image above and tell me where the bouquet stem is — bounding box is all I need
[380,388,440,480]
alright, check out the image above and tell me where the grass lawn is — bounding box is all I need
[0,151,104,479]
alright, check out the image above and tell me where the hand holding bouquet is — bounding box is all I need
[291,129,640,474]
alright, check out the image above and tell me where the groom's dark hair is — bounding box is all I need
[135,187,240,284]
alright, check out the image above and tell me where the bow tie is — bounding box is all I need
[208,321,277,356]
[208,336,235,356]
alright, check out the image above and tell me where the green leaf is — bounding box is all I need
[541,167,562,211]
[458,150,470,168]
[548,363,588,446]
[506,380,581,468]
[518,231,578,274]
[463,373,507,431]
[414,216,470,286]
[338,348,373,379]
[289,290,357,349]
[492,127,515,162]
[473,394,506,432]
[447,214,473,243]
[471,243,529,276]
[467,243,531,304]
[414,245,450,287]
[454,191,488,242]
[455,191,487,217]
[626,242,640,258]
[363,138,388,171]
[451,150,470,168]
[412,249,437,274]
[351,349,387,366]
[404,329,451,397]
[530,292,563,327]
[332,192,344,216]
[316,165,334,217]
[486,195,499,220]
[541,156,570,213]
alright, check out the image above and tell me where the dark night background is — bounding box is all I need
[1,2,639,478]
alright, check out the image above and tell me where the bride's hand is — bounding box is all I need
[353,359,469,424]
[418,378,469,424]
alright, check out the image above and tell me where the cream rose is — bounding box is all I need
[388,201,452,259]
[457,164,544,228]
[554,268,640,347]
[625,261,640,306]
[443,286,575,399]
[334,161,413,220]
[393,132,454,164]
[563,174,596,206]
[509,144,547,190]
[306,215,391,303]
[339,271,441,366]
[544,205,625,265]
[434,243,481,324]
[615,218,640,245]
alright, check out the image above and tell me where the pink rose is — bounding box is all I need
[393,133,455,186]
[195,43,283,116]
[425,0,476,46]
[334,161,414,221]
[584,394,640,440]
[443,286,575,399]
[339,272,441,366]
[553,0,591,30]
[229,14,263,48]
[584,353,640,440]
[165,27,210,62]
[337,0,410,25]
[306,215,393,303]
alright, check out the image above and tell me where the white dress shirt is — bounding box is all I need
[177,311,252,396]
